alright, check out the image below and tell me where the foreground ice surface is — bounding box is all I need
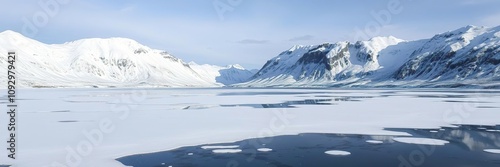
[1,88,500,167]
[118,128,500,167]
[392,137,449,145]
[484,149,500,154]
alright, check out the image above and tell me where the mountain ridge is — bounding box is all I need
[236,25,500,88]
[1,25,499,88]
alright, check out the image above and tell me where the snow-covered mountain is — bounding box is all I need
[1,25,499,88]
[237,25,500,88]
[395,26,500,81]
[0,30,255,88]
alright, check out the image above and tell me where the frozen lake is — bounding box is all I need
[1,88,500,167]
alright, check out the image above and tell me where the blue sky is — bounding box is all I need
[1,0,500,69]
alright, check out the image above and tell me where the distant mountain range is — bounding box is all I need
[1,25,499,88]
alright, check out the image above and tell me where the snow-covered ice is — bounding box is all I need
[392,137,449,146]
[257,148,273,152]
[212,149,242,153]
[201,145,239,149]
[484,149,500,154]
[366,140,384,144]
[324,150,351,156]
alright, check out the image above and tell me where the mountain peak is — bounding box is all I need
[0,30,43,46]
[367,36,404,43]
[1,30,22,35]
[287,45,305,52]
[0,30,28,39]
[63,37,153,54]
[69,37,142,45]
[464,24,478,29]
[228,64,245,70]
[442,25,484,36]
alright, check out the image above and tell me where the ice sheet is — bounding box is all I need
[366,140,384,144]
[324,150,351,156]
[1,88,499,167]
[484,149,500,154]
[257,148,273,152]
[201,145,239,149]
[392,137,449,146]
[212,149,242,153]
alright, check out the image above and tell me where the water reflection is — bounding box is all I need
[386,125,500,152]
[442,100,492,103]
[182,96,369,109]
[117,125,500,167]
[221,99,335,109]
[218,91,328,96]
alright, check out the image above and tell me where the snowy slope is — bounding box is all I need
[0,31,254,87]
[238,25,500,88]
[395,25,500,81]
[248,42,352,86]
[241,36,405,87]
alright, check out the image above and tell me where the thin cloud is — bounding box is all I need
[237,39,269,44]
[289,35,314,41]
